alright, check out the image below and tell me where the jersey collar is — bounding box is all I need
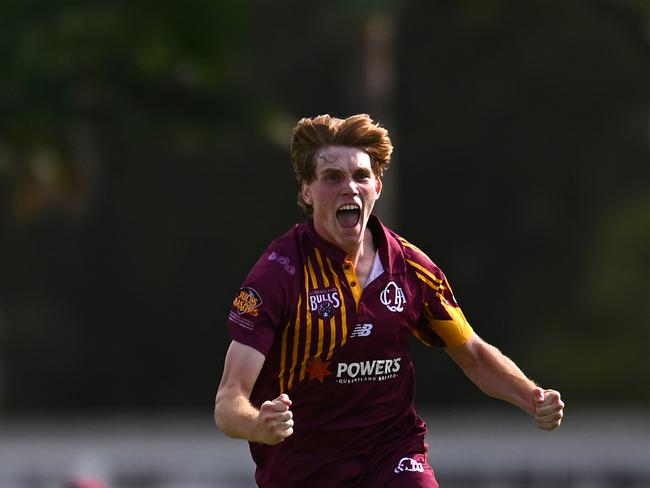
[305,215,406,275]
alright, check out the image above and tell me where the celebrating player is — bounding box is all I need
[214,114,564,487]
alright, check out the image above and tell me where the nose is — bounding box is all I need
[341,176,359,196]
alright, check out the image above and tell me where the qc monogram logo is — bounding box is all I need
[380,281,406,312]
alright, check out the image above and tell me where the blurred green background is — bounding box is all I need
[0,0,648,413]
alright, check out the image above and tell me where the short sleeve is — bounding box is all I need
[226,247,295,357]
[403,243,474,348]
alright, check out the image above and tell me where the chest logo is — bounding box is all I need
[309,287,341,319]
[350,323,373,338]
[380,281,406,313]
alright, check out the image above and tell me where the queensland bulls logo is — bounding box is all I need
[380,281,406,312]
[309,287,340,319]
[318,301,333,319]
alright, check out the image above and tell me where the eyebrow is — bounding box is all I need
[320,167,342,174]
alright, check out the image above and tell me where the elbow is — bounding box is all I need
[213,391,241,439]
[213,393,227,434]
[214,405,235,439]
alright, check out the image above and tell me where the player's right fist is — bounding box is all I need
[255,393,294,445]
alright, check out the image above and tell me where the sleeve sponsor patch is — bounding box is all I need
[228,287,264,331]
[232,287,263,317]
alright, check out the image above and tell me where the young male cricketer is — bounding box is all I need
[214,114,564,487]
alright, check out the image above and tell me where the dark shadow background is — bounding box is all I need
[0,0,648,413]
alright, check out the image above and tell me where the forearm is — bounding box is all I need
[452,340,537,414]
[214,388,260,442]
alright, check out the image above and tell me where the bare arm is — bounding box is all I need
[446,334,564,430]
[214,340,294,445]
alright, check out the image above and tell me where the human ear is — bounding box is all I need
[301,180,313,206]
[375,177,382,199]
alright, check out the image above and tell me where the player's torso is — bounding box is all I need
[254,237,424,430]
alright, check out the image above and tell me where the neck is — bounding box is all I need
[344,228,375,266]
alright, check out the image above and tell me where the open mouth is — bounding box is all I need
[336,204,361,228]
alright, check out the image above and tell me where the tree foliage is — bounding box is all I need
[0,0,647,410]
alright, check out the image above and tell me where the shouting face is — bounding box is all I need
[301,145,382,254]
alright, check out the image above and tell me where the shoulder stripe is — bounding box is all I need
[414,271,444,295]
[406,258,443,285]
[399,237,427,256]
[400,237,444,286]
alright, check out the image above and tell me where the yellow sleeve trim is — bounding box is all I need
[423,302,474,348]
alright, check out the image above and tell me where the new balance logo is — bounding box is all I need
[350,323,373,338]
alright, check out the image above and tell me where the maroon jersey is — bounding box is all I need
[227,215,473,487]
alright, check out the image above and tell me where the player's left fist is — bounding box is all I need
[533,387,564,431]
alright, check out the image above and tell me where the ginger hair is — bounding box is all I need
[290,114,393,214]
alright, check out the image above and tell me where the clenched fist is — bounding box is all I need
[533,387,564,431]
[255,393,294,445]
